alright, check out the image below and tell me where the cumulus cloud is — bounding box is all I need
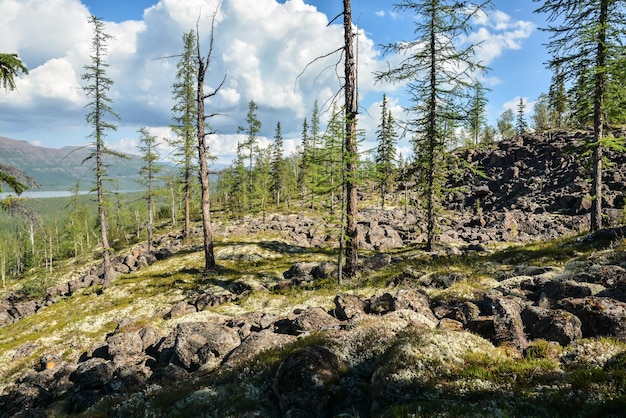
[0,0,537,165]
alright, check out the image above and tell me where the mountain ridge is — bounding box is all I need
[0,136,162,191]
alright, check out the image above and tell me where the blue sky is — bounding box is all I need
[1,0,551,165]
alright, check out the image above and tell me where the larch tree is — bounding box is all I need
[297,117,310,201]
[270,121,286,207]
[170,31,198,241]
[516,98,528,135]
[343,0,359,279]
[0,53,28,92]
[534,0,626,232]
[238,99,262,207]
[375,94,398,210]
[82,15,125,289]
[467,81,489,145]
[376,0,492,252]
[137,127,161,251]
[195,7,226,273]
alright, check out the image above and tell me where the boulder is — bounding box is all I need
[490,296,528,349]
[157,322,241,372]
[521,306,582,345]
[273,345,341,417]
[558,297,626,340]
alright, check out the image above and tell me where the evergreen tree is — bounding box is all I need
[82,15,125,289]
[516,98,528,135]
[467,81,489,145]
[374,95,397,209]
[170,31,198,241]
[535,0,626,232]
[0,53,28,92]
[270,121,287,207]
[298,117,310,201]
[238,99,262,207]
[548,66,567,128]
[376,0,492,251]
[137,127,161,250]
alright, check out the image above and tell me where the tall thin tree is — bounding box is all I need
[534,0,626,232]
[343,0,359,279]
[270,121,286,207]
[82,15,125,289]
[376,0,492,251]
[170,31,198,241]
[195,7,226,273]
[375,94,398,209]
[137,127,161,250]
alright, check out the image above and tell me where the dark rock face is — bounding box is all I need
[156,322,240,372]
[521,306,582,345]
[273,345,341,417]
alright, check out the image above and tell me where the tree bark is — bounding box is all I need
[343,0,358,279]
[591,0,608,233]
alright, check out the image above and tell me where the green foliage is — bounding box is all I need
[374,94,398,209]
[375,0,492,251]
[0,53,28,92]
[497,108,515,140]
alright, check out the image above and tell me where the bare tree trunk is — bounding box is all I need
[195,6,224,273]
[343,0,359,279]
[590,0,608,233]
[97,151,112,288]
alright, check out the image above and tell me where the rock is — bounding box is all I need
[333,294,368,322]
[559,297,626,340]
[289,307,343,334]
[363,253,392,271]
[521,306,582,345]
[490,296,528,349]
[273,345,341,417]
[157,322,241,372]
[106,331,144,361]
[167,301,197,319]
[224,329,296,366]
[70,358,115,390]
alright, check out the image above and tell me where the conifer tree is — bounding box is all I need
[238,100,262,207]
[0,53,28,92]
[376,0,492,251]
[270,121,286,207]
[535,0,626,232]
[516,98,528,135]
[467,81,489,145]
[375,95,397,209]
[170,31,198,241]
[82,15,125,289]
[298,118,310,201]
[137,127,161,250]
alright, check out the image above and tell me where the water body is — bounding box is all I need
[0,190,140,199]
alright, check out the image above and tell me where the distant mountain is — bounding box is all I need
[0,136,173,191]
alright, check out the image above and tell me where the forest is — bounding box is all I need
[1,0,625,288]
[0,1,626,415]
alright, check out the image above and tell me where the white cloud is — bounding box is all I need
[0,0,540,167]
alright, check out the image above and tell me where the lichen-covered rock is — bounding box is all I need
[490,296,528,349]
[521,306,582,345]
[333,294,367,321]
[273,345,341,417]
[223,329,296,367]
[558,297,626,340]
[156,322,241,372]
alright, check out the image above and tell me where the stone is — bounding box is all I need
[273,345,341,417]
[224,329,296,366]
[333,294,368,321]
[521,306,582,345]
[156,322,241,372]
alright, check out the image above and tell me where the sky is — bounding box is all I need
[0,0,551,166]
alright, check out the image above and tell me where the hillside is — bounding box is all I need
[0,131,625,417]
[0,136,172,191]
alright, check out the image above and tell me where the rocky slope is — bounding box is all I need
[0,130,626,417]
